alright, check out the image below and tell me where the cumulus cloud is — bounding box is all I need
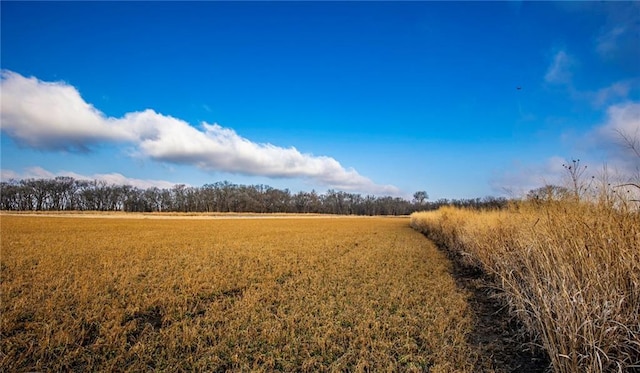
[119,110,399,194]
[0,70,398,195]
[0,166,180,189]
[545,50,574,85]
[0,71,132,150]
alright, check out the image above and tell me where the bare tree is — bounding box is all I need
[562,159,589,201]
[614,128,640,200]
[412,191,428,205]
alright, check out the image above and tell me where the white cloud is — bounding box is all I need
[590,81,631,108]
[596,102,640,140]
[545,50,574,85]
[542,48,635,108]
[495,102,640,197]
[121,110,400,194]
[0,170,19,181]
[592,102,640,174]
[0,71,133,150]
[1,166,179,189]
[0,70,399,195]
[490,156,567,197]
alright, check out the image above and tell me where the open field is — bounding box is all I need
[411,200,640,372]
[3,215,479,372]
[0,211,366,220]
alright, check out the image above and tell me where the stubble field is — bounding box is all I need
[1,215,478,372]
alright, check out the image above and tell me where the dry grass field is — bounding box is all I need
[2,215,480,372]
[411,199,640,372]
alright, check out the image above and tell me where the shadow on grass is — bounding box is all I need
[436,242,551,373]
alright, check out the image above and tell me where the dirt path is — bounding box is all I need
[443,246,551,372]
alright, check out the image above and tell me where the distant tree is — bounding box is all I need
[0,181,20,210]
[481,196,508,210]
[527,185,570,202]
[412,191,428,205]
[0,176,509,215]
[562,159,589,201]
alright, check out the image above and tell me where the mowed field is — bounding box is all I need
[1,215,478,372]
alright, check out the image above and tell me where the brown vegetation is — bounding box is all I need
[411,194,640,372]
[2,215,479,372]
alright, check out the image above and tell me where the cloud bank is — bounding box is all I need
[1,167,179,190]
[0,70,399,195]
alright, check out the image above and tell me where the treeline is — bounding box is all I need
[0,177,508,215]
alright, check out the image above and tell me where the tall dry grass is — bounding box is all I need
[411,193,640,372]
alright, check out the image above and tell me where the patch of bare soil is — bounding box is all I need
[444,249,551,373]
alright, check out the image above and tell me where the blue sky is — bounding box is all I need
[1,1,639,200]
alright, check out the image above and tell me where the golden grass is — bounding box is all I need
[2,215,477,372]
[411,201,640,372]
